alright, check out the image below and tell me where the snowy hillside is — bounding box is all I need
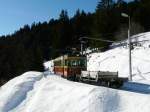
[87,32,150,84]
[0,71,150,112]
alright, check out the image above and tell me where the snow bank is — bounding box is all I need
[10,74,98,112]
[0,71,43,112]
[7,74,150,112]
[0,72,150,112]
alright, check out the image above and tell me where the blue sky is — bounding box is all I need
[0,0,99,36]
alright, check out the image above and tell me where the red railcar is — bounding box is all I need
[53,55,86,79]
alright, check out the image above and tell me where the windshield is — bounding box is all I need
[65,59,86,67]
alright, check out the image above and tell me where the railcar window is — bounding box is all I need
[67,59,86,67]
[68,60,71,66]
[63,57,86,67]
[80,59,86,67]
[72,60,78,66]
[65,60,68,66]
[54,60,62,66]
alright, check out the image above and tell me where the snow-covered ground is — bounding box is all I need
[0,71,150,112]
[1,32,150,112]
[0,72,43,112]
[87,32,150,84]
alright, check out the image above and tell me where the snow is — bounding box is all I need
[87,32,150,84]
[0,72,43,112]
[0,72,150,112]
[1,32,150,112]
[43,60,54,73]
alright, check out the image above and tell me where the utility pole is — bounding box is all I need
[81,41,83,55]
[121,13,132,81]
[80,39,86,55]
[128,16,132,81]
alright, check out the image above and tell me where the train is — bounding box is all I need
[53,54,128,88]
[54,55,86,79]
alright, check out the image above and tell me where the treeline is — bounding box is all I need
[0,0,150,85]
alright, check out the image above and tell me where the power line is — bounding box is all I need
[80,36,117,43]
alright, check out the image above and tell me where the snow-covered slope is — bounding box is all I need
[88,32,150,84]
[0,72,150,112]
[0,72,43,112]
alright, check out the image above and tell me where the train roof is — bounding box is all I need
[54,54,86,61]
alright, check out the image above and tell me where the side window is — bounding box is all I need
[65,60,68,66]
[80,59,86,67]
[68,60,71,67]
[72,60,82,67]
[71,60,75,67]
[54,60,61,66]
